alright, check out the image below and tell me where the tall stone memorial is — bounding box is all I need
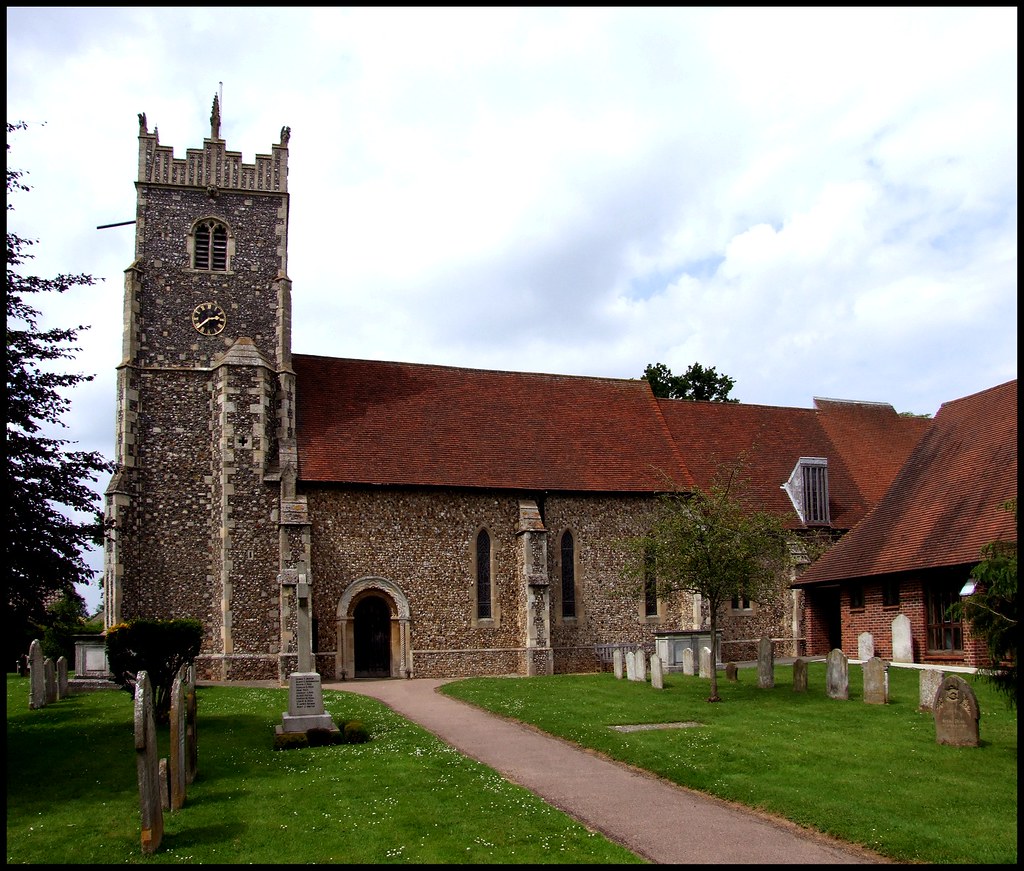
[934,675,980,747]
[278,576,338,736]
[134,671,163,854]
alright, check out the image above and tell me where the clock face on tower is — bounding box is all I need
[191,301,226,336]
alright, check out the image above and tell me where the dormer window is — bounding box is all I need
[783,457,830,525]
[192,219,229,271]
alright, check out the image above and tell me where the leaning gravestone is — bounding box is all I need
[134,671,164,854]
[933,675,980,747]
[825,648,849,700]
[28,640,46,710]
[857,632,875,662]
[757,636,774,689]
[182,664,198,785]
[862,656,888,704]
[725,662,738,682]
[613,648,624,680]
[891,614,913,662]
[56,656,69,699]
[650,654,664,689]
[681,647,694,676]
[792,657,808,693]
[698,646,712,679]
[44,658,58,705]
[169,665,188,811]
[919,669,945,712]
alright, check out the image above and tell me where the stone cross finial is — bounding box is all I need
[210,94,221,140]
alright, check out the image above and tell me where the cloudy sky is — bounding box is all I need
[7,7,1018,611]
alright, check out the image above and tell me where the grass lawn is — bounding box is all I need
[5,675,641,864]
[441,662,1018,864]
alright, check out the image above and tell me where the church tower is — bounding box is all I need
[104,98,309,680]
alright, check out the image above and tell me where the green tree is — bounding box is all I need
[6,122,113,666]
[624,466,793,702]
[106,619,203,724]
[957,498,1017,708]
[643,362,738,402]
[40,590,96,664]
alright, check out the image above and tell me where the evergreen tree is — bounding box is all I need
[6,122,113,666]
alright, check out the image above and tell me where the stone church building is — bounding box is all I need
[103,104,934,682]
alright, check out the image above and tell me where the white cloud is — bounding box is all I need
[5,7,1017,612]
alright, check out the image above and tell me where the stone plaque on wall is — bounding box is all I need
[281,498,308,525]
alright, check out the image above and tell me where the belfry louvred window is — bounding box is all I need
[194,219,229,271]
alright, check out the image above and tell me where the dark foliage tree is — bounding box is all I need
[106,619,204,724]
[622,465,793,702]
[6,122,113,667]
[955,498,1017,708]
[643,361,738,402]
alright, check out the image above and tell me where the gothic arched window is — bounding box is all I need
[192,219,229,271]
[560,530,576,618]
[476,529,492,620]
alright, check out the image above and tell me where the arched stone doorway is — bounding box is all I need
[354,596,391,677]
[336,576,412,679]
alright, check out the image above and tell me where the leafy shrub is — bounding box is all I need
[105,619,202,724]
[343,720,370,744]
[273,731,309,751]
[306,727,343,747]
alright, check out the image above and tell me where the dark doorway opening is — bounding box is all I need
[354,596,391,678]
[822,587,842,651]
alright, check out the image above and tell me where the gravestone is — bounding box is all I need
[625,649,636,681]
[169,665,188,810]
[28,640,46,710]
[634,648,646,682]
[933,675,980,747]
[725,662,738,682]
[825,648,849,700]
[185,664,198,785]
[792,657,808,692]
[681,648,694,676]
[891,614,913,662]
[612,648,623,679]
[918,669,945,712]
[56,656,69,699]
[698,646,712,679]
[158,759,170,810]
[862,656,888,704]
[650,654,663,689]
[757,636,774,688]
[278,577,338,736]
[134,671,163,854]
[857,632,875,662]
[44,658,58,705]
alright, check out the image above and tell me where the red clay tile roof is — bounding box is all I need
[656,397,928,529]
[793,379,1017,587]
[293,355,693,492]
